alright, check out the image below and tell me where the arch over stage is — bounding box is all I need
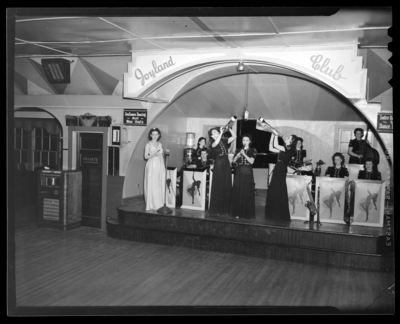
[122,60,391,199]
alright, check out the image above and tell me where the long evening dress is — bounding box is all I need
[144,141,165,210]
[265,146,296,222]
[209,138,232,215]
[230,148,256,219]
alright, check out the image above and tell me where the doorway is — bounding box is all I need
[78,133,103,228]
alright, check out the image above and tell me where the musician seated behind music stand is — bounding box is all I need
[195,148,213,168]
[357,158,382,180]
[325,152,349,179]
[291,137,306,166]
[186,148,213,169]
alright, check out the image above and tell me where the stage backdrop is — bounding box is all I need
[316,177,347,224]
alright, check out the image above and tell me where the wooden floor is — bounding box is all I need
[13,225,395,313]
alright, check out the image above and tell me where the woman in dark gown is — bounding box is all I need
[265,132,298,222]
[208,126,236,215]
[230,134,256,219]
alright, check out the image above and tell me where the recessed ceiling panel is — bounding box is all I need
[14,43,71,56]
[358,29,392,47]
[104,17,209,38]
[270,8,391,32]
[223,34,288,48]
[16,17,134,42]
[279,30,362,46]
[42,39,159,56]
[197,17,275,35]
[146,36,227,50]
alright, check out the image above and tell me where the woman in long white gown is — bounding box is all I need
[144,128,165,210]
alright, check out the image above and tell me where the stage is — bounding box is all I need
[106,191,393,272]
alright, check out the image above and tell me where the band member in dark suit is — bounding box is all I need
[358,158,382,180]
[348,128,370,164]
[195,148,213,168]
[325,152,349,178]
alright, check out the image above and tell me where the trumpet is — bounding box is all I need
[256,117,283,137]
[221,116,237,132]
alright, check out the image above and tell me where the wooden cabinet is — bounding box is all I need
[37,170,82,230]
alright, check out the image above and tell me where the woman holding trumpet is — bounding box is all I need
[257,118,298,222]
[208,120,237,215]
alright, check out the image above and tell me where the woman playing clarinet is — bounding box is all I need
[265,131,299,222]
[208,126,236,215]
[230,133,257,219]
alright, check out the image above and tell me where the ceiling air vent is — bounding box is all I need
[41,58,71,84]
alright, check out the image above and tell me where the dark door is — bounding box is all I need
[78,133,103,228]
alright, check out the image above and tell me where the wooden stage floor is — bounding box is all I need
[107,194,393,272]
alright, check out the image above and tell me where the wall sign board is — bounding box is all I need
[123,109,147,126]
[377,112,393,133]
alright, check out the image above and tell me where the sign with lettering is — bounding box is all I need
[310,54,347,80]
[123,109,147,126]
[81,155,101,166]
[124,45,367,101]
[377,112,393,133]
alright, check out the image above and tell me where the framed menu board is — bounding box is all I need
[123,109,147,126]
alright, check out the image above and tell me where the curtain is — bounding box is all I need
[14,118,61,135]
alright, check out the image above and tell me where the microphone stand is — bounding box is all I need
[157,150,173,214]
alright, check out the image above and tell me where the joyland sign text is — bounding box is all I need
[134,56,176,86]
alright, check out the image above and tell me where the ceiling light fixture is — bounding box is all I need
[237,60,245,72]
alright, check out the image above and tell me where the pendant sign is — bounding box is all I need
[123,109,147,126]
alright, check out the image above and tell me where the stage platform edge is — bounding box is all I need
[106,204,393,272]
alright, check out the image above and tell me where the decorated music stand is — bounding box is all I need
[352,179,386,227]
[286,174,312,221]
[316,177,347,224]
[181,168,207,211]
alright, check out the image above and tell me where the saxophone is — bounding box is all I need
[305,181,317,217]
